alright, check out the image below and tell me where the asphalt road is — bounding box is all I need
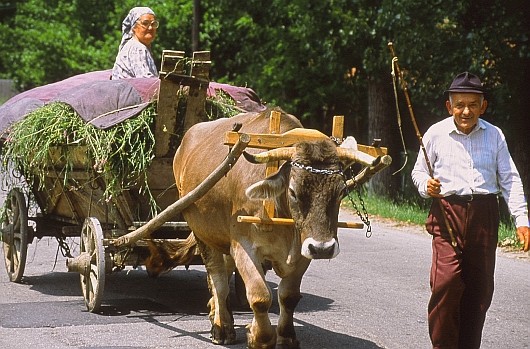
[0,209,528,349]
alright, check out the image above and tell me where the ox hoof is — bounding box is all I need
[211,324,236,345]
[246,326,276,349]
[275,338,300,349]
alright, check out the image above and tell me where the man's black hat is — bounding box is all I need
[446,72,485,94]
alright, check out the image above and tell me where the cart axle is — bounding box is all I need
[66,252,90,274]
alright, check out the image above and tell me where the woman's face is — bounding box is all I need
[133,14,157,47]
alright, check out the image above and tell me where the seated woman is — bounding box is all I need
[111,7,159,79]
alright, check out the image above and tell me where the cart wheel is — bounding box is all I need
[1,188,29,283]
[79,217,106,312]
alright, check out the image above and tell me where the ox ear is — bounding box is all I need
[245,162,291,200]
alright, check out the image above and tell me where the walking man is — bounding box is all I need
[411,72,529,348]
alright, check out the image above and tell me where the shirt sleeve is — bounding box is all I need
[411,130,434,198]
[495,130,529,227]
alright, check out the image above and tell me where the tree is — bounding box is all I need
[1,0,527,198]
[0,0,194,90]
[342,0,529,197]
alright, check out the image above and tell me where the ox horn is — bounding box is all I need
[336,147,378,167]
[243,147,296,164]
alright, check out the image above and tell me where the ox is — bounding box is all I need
[147,108,383,348]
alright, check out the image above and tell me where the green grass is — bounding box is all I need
[343,192,521,249]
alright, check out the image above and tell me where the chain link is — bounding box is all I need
[56,236,73,258]
[342,175,372,237]
[290,161,343,176]
[290,160,372,236]
[329,136,344,145]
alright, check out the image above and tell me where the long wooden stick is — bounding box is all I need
[112,133,251,247]
[388,42,458,250]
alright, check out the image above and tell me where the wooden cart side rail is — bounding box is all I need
[111,133,250,247]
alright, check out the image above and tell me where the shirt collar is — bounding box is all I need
[447,117,486,136]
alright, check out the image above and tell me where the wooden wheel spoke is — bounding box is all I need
[90,266,99,284]
[81,233,90,252]
[11,246,19,265]
[13,230,22,241]
[7,245,15,272]
[77,217,105,312]
[1,188,28,283]
[82,274,91,300]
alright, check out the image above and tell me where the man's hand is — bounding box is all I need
[516,226,530,252]
[427,178,443,198]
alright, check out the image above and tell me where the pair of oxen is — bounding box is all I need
[146,108,390,349]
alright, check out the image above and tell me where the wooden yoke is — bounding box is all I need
[332,115,344,142]
[263,110,281,219]
[224,112,388,230]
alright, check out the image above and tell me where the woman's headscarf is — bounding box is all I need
[118,6,156,51]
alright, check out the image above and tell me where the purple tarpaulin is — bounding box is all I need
[0,70,265,135]
[52,77,160,129]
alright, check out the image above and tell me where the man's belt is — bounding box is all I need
[445,194,497,203]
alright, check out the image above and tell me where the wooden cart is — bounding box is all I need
[1,50,216,311]
[1,50,390,313]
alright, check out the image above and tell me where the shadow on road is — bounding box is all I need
[11,267,384,348]
[23,272,81,297]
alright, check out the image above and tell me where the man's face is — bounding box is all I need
[446,92,488,134]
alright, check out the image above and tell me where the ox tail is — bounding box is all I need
[145,233,198,278]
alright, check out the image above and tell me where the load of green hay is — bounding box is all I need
[0,93,240,217]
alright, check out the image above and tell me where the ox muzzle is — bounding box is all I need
[301,237,340,259]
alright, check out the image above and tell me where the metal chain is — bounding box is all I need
[290,160,372,236]
[56,237,73,258]
[290,161,343,176]
[342,174,372,237]
[329,136,344,145]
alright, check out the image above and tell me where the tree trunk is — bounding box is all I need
[367,76,401,198]
[192,0,200,52]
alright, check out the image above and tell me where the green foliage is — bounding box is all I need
[200,0,365,128]
[0,1,115,89]
[2,0,527,132]
[0,0,193,90]
[0,0,528,198]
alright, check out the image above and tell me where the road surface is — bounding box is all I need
[1,209,529,349]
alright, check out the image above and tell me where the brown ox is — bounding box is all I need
[147,108,382,348]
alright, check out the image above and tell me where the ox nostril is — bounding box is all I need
[321,245,334,258]
[308,243,333,258]
[302,238,340,259]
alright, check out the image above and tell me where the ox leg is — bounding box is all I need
[276,258,311,349]
[231,241,276,349]
[197,239,236,344]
